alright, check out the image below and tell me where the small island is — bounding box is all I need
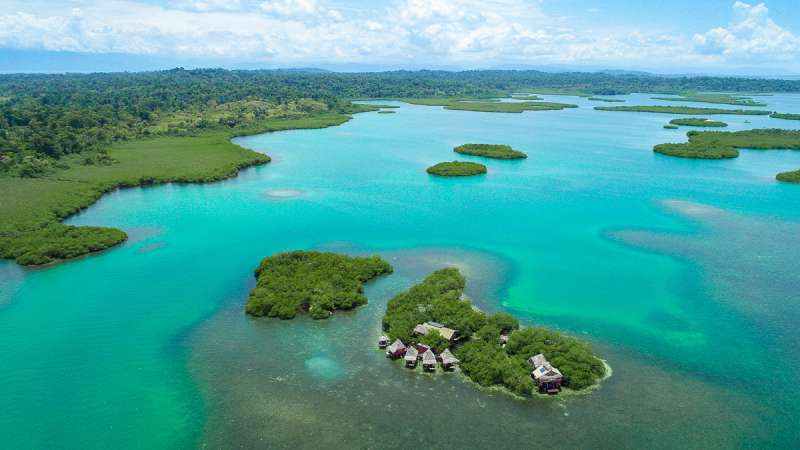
[426,161,487,177]
[595,105,771,115]
[663,124,679,129]
[669,118,728,127]
[454,144,527,160]
[653,129,800,160]
[770,112,800,121]
[245,250,393,319]
[377,110,396,114]
[776,169,800,183]
[652,93,767,107]
[588,97,625,102]
[403,98,578,113]
[380,268,606,395]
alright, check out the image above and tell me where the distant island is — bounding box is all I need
[776,169,800,183]
[588,97,625,102]
[663,124,679,129]
[404,98,578,113]
[653,129,800,161]
[245,251,393,319]
[380,268,606,395]
[427,161,487,177]
[652,93,767,107]
[454,144,527,159]
[595,105,771,115]
[669,118,728,127]
[770,112,800,121]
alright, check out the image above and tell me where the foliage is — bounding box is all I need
[382,268,486,343]
[653,129,800,160]
[669,118,728,127]
[588,97,625,102]
[419,330,451,353]
[246,251,392,320]
[453,144,527,160]
[426,161,487,177]
[652,94,767,106]
[402,98,577,113]
[377,110,396,114]
[382,268,604,395]
[776,169,800,183]
[770,113,800,121]
[595,105,771,115]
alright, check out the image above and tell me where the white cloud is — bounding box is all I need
[0,0,796,71]
[692,2,799,59]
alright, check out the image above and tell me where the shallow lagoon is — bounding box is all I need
[1,93,800,448]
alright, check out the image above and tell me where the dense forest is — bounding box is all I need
[3,68,800,176]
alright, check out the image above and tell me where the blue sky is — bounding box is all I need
[0,0,799,74]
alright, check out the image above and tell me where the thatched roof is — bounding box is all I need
[387,339,406,353]
[532,365,563,382]
[414,322,458,341]
[528,353,549,369]
[404,346,419,361]
[378,335,390,344]
[422,349,437,365]
[440,348,459,365]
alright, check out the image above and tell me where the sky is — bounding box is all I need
[0,0,799,74]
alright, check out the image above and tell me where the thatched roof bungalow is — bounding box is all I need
[378,335,391,349]
[528,353,563,394]
[404,346,419,368]
[386,339,406,359]
[439,348,459,370]
[414,321,459,342]
[422,349,437,371]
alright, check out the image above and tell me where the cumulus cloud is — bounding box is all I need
[0,0,796,70]
[692,1,799,59]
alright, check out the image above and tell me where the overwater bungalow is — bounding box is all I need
[439,348,459,370]
[422,349,437,371]
[499,333,509,346]
[528,353,563,394]
[404,346,419,368]
[386,339,406,359]
[414,321,459,342]
[378,335,390,349]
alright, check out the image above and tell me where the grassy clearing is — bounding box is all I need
[0,113,356,266]
[454,144,527,159]
[426,161,487,177]
[653,129,800,160]
[652,93,767,106]
[669,118,729,127]
[402,98,577,113]
[595,105,771,115]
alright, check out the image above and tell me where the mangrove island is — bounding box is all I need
[245,250,393,319]
[380,268,606,395]
[426,161,487,177]
[454,144,527,160]
[652,93,767,107]
[776,169,800,183]
[653,128,800,160]
[770,112,800,121]
[595,105,771,115]
[669,118,729,127]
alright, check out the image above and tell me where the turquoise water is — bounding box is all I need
[2,93,800,448]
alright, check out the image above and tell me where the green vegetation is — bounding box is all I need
[770,113,800,121]
[664,124,679,129]
[246,251,392,320]
[377,110,396,114]
[652,93,767,106]
[511,95,543,101]
[402,98,577,113]
[0,114,357,265]
[426,161,487,177]
[669,118,729,127]
[595,105,771,115]
[776,169,800,183]
[382,268,605,395]
[653,129,800,160]
[588,97,625,102]
[453,144,527,160]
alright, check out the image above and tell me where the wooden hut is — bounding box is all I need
[414,321,459,342]
[528,353,563,394]
[404,346,419,368]
[422,349,437,371]
[378,335,390,349]
[439,348,459,370]
[386,339,406,359]
[499,333,509,347]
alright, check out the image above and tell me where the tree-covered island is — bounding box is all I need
[245,250,393,319]
[426,161,488,177]
[652,93,767,106]
[653,129,800,160]
[454,144,527,159]
[776,169,800,183]
[403,98,578,113]
[770,113,800,121]
[669,118,729,127]
[595,105,771,115]
[381,268,606,396]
